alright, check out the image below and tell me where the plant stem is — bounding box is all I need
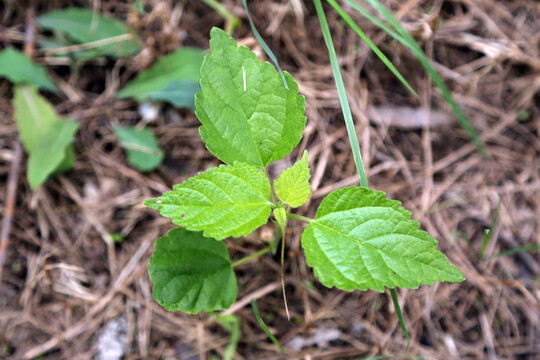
[286,213,313,223]
[231,246,272,268]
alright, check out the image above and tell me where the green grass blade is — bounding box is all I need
[480,202,500,259]
[314,0,368,188]
[215,314,241,360]
[326,0,417,98]
[390,287,410,349]
[201,0,241,35]
[487,244,540,259]
[344,0,486,156]
[251,299,285,353]
[242,0,289,89]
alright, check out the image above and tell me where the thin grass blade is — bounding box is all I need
[344,0,486,155]
[251,299,285,353]
[314,0,368,188]
[327,0,417,97]
[242,0,289,89]
[480,202,500,259]
[390,287,410,349]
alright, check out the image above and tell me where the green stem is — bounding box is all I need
[231,246,272,268]
[390,287,410,349]
[286,213,313,223]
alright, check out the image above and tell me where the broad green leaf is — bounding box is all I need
[117,48,204,109]
[274,150,310,207]
[36,8,141,58]
[113,126,164,172]
[13,85,61,152]
[0,48,57,91]
[195,27,306,168]
[302,187,465,292]
[149,228,237,313]
[145,162,271,240]
[28,121,79,189]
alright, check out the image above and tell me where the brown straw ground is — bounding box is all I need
[1,0,539,359]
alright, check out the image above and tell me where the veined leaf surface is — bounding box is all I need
[145,162,271,240]
[302,187,465,292]
[195,27,306,168]
[149,228,237,313]
[274,150,311,208]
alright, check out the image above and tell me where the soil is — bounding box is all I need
[1,1,539,359]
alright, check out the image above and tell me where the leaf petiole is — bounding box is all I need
[231,246,272,268]
[286,213,313,223]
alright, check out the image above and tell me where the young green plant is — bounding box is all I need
[145,28,465,315]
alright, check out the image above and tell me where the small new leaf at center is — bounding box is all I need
[274,150,311,208]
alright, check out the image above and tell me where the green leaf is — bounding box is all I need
[274,150,311,208]
[36,8,141,58]
[142,80,201,109]
[13,85,60,152]
[145,162,271,240]
[13,85,78,189]
[0,48,57,91]
[117,48,205,109]
[113,126,164,172]
[149,228,237,313]
[195,27,306,168]
[28,121,79,189]
[301,187,465,292]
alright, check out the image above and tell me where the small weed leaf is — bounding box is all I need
[0,48,57,91]
[195,27,306,168]
[113,126,164,172]
[28,121,79,189]
[145,162,271,240]
[149,228,237,313]
[117,47,204,109]
[274,150,311,208]
[301,187,465,292]
[36,8,141,59]
[13,85,78,189]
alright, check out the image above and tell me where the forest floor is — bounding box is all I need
[1,0,539,359]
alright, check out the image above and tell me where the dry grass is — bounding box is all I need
[0,0,539,359]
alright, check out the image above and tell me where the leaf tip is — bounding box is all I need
[144,198,162,210]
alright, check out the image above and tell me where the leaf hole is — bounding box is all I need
[181,213,185,217]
